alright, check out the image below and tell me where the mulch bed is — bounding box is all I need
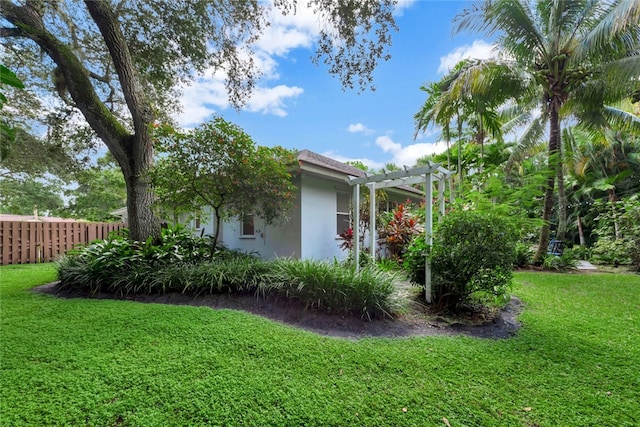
[34,282,523,340]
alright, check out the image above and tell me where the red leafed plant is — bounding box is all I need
[378,204,421,262]
[338,227,354,250]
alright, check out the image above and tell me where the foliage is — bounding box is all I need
[56,231,397,319]
[377,203,422,263]
[592,196,640,269]
[514,243,534,268]
[152,118,297,247]
[453,0,640,263]
[337,227,354,251]
[403,233,430,285]
[63,155,126,221]
[405,210,519,309]
[0,177,65,216]
[4,265,640,426]
[541,253,578,272]
[0,63,24,156]
[268,259,397,320]
[592,238,634,267]
[1,0,397,242]
[56,225,223,293]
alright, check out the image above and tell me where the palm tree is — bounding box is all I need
[455,0,640,262]
[415,59,523,189]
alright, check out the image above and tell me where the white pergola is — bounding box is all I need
[347,163,454,303]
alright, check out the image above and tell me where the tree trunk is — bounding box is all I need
[457,112,463,187]
[577,215,586,246]
[534,106,561,263]
[609,189,621,240]
[213,207,223,249]
[556,142,567,242]
[2,1,160,242]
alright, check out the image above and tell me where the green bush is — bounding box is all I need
[591,196,640,270]
[568,245,591,261]
[57,232,397,319]
[404,210,518,309]
[56,226,251,294]
[514,242,534,268]
[591,238,633,266]
[542,252,578,272]
[270,259,396,319]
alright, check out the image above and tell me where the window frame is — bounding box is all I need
[336,192,351,236]
[240,213,255,238]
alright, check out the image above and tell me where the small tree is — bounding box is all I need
[152,117,297,247]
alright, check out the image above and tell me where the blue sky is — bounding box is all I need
[177,0,496,170]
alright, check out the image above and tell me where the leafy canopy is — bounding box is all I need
[152,117,297,240]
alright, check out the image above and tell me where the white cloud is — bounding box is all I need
[244,85,304,117]
[375,135,448,167]
[255,2,321,56]
[347,123,374,134]
[394,0,417,16]
[375,135,402,153]
[177,63,303,126]
[438,40,496,74]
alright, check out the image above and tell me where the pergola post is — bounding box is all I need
[353,184,360,271]
[367,182,376,260]
[424,173,433,304]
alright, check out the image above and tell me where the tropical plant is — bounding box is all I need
[455,0,640,263]
[377,203,421,263]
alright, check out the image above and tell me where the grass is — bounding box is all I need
[1,264,639,426]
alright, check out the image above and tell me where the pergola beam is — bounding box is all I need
[347,163,443,186]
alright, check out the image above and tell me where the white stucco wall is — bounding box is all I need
[188,174,423,261]
[299,174,350,261]
[218,177,302,259]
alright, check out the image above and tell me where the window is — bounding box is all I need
[336,193,350,235]
[241,213,255,237]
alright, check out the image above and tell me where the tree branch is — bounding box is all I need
[0,27,23,37]
[0,0,131,168]
[84,1,153,147]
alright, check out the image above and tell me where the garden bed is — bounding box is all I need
[35,281,523,340]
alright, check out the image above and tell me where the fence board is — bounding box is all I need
[0,221,125,265]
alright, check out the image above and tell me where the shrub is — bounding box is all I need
[57,232,397,319]
[514,243,534,268]
[404,210,518,309]
[591,238,633,266]
[271,259,396,319]
[56,226,252,294]
[542,252,578,272]
[569,245,591,261]
[591,195,640,270]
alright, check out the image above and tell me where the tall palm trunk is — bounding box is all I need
[556,142,567,242]
[534,107,561,263]
[457,111,463,186]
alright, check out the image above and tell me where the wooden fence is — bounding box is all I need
[0,221,125,266]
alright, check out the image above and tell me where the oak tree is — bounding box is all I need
[1,0,397,241]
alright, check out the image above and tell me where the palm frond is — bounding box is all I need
[576,0,640,60]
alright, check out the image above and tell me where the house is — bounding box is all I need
[193,150,424,261]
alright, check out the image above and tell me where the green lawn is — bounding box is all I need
[1,264,639,426]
